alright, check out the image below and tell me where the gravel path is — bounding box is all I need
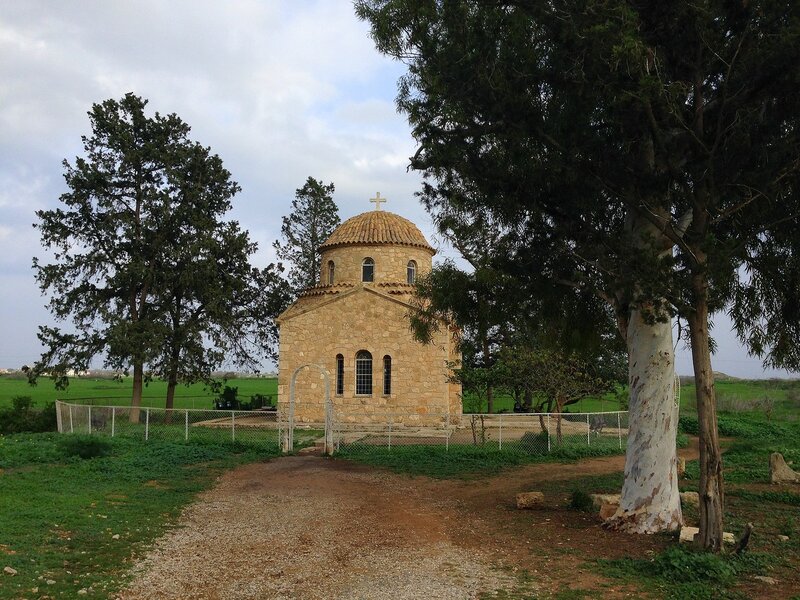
[117,456,517,600]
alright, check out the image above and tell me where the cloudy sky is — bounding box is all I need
[0,1,792,379]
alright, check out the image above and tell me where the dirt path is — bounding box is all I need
[117,458,518,600]
[118,442,702,599]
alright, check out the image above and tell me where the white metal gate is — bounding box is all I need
[284,363,334,454]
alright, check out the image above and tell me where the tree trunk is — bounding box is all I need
[688,275,724,551]
[605,307,682,533]
[555,394,565,445]
[524,389,533,411]
[165,372,178,424]
[130,361,143,423]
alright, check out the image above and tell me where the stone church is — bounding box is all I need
[276,196,462,425]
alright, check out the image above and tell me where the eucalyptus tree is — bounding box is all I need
[273,177,340,294]
[357,0,800,548]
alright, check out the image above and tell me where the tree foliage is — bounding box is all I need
[273,177,340,294]
[32,93,287,411]
[358,0,800,548]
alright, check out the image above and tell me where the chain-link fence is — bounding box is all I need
[55,401,296,450]
[56,400,629,457]
[333,410,629,456]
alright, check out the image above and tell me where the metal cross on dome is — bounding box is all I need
[370,192,387,211]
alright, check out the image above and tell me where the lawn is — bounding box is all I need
[1,387,798,598]
[0,434,280,599]
[0,374,278,410]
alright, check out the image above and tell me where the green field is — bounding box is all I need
[0,375,278,409]
[5,373,799,419]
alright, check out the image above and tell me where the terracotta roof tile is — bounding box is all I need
[319,211,435,254]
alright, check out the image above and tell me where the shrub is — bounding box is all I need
[214,385,239,410]
[569,489,594,511]
[58,434,113,459]
[0,398,57,434]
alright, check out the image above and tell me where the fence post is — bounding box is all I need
[617,412,622,449]
[586,413,590,446]
[55,401,63,433]
[185,410,189,441]
[231,411,236,441]
[69,404,74,434]
[499,413,503,450]
[88,405,92,434]
[111,406,116,438]
[145,408,150,441]
[546,414,551,452]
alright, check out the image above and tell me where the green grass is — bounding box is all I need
[0,433,279,599]
[680,378,800,421]
[0,374,278,409]
[599,545,770,599]
[335,434,628,478]
[679,414,800,484]
[463,389,626,414]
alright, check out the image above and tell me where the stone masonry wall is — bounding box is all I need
[278,288,461,426]
[319,244,434,286]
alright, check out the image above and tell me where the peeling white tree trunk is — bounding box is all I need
[606,307,682,533]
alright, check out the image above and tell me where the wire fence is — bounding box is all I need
[55,401,301,451]
[333,410,629,456]
[56,400,629,456]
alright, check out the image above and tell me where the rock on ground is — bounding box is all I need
[770,453,800,484]
[679,526,735,545]
[516,491,544,509]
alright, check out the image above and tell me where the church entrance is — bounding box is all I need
[284,363,333,454]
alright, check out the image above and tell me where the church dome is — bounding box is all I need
[320,210,435,254]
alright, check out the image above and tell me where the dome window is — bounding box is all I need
[407,260,417,284]
[362,257,374,282]
[327,260,335,285]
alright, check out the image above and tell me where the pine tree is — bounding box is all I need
[33,94,288,418]
[273,177,340,294]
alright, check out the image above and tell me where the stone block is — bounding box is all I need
[770,452,800,484]
[590,493,620,509]
[680,491,699,507]
[516,491,544,509]
[599,503,618,520]
[679,526,735,545]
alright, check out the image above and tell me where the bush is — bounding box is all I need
[569,489,594,511]
[214,386,239,410]
[0,398,57,434]
[58,434,113,459]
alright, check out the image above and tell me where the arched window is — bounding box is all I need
[335,354,344,395]
[383,355,392,395]
[355,350,372,395]
[362,257,374,282]
[327,261,335,285]
[407,260,417,284]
